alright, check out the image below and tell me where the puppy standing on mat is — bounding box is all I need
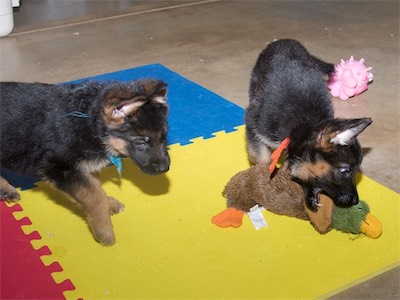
[245,39,372,211]
[0,79,170,245]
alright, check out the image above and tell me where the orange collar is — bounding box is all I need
[269,137,290,173]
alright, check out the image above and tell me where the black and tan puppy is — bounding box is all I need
[0,79,170,245]
[245,39,372,211]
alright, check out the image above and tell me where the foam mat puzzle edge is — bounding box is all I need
[1,202,76,299]
[12,203,77,290]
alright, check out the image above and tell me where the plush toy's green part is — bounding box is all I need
[332,200,370,234]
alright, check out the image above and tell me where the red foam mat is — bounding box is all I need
[0,202,75,299]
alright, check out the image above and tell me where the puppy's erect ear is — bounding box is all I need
[111,99,146,121]
[153,84,167,104]
[103,80,168,127]
[103,95,147,126]
[329,118,372,145]
[135,78,168,105]
[318,118,372,152]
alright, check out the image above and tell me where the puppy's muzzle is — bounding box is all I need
[141,156,170,175]
[335,193,359,208]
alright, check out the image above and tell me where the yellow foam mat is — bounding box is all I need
[14,126,400,299]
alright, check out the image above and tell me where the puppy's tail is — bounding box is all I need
[319,61,335,76]
[311,55,335,76]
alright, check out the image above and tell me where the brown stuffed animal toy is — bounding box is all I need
[212,164,381,237]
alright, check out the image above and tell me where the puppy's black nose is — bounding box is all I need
[337,194,359,208]
[149,158,170,174]
[153,162,169,173]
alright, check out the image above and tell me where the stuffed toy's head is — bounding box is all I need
[333,200,382,238]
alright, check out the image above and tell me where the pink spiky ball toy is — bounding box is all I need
[328,56,373,100]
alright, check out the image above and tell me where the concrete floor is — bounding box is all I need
[1,0,399,298]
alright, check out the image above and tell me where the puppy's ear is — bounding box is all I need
[112,99,146,120]
[153,84,167,104]
[103,80,168,127]
[135,79,168,105]
[318,118,372,152]
[103,96,147,126]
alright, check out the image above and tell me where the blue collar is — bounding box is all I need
[108,154,123,175]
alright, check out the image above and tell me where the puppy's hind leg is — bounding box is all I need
[0,176,21,202]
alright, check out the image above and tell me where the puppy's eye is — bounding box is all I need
[134,137,149,146]
[135,140,145,146]
[132,138,149,152]
[338,165,353,176]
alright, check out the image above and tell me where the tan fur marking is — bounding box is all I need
[107,137,128,156]
[292,160,332,180]
[78,158,110,174]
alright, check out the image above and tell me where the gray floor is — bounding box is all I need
[1,0,399,298]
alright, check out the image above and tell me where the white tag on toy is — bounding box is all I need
[247,204,268,230]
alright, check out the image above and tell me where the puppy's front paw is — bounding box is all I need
[0,188,21,202]
[94,229,116,246]
[87,212,116,246]
[107,197,125,215]
[90,221,116,246]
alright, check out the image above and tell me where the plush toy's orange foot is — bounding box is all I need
[212,207,244,228]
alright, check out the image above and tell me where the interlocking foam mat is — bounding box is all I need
[1,64,399,299]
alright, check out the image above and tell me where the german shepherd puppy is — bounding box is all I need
[0,79,170,245]
[245,39,372,211]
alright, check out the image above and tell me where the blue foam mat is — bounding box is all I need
[2,64,245,189]
[69,64,244,145]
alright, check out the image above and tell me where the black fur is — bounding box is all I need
[0,79,170,245]
[245,39,372,211]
